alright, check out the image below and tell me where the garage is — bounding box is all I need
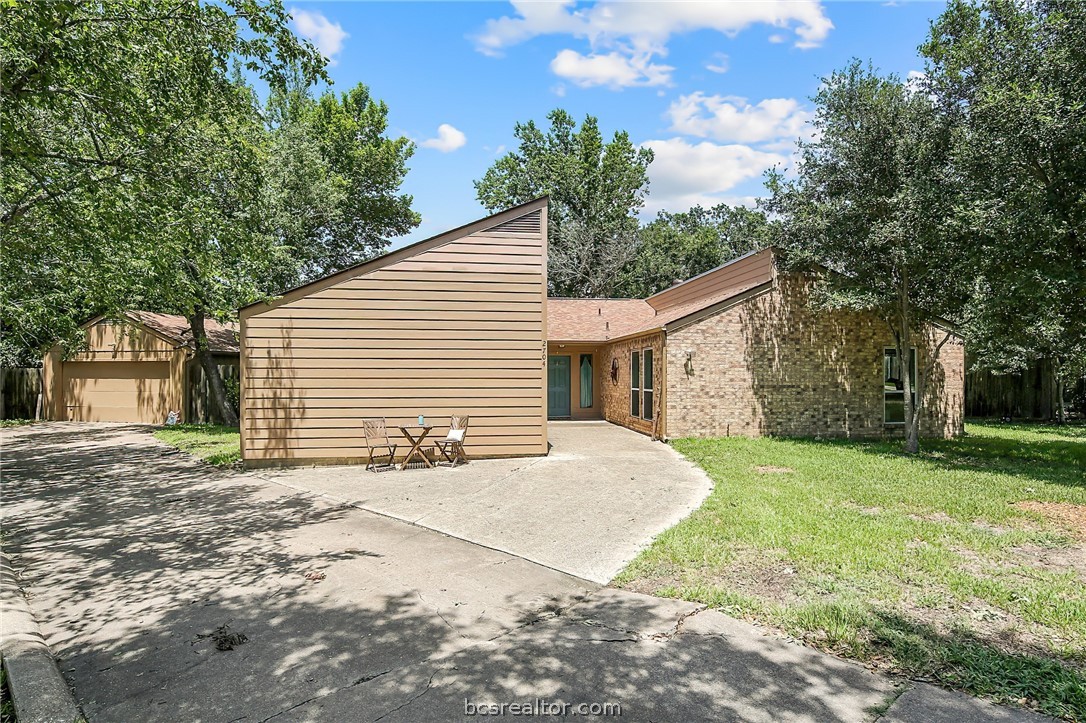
[42,311,239,424]
[62,361,172,422]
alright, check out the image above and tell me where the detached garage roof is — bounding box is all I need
[109,311,240,353]
[547,248,776,342]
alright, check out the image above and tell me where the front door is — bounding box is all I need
[547,355,571,418]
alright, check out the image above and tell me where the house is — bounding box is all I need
[42,311,240,423]
[239,198,549,465]
[548,248,965,440]
[240,201,963,466]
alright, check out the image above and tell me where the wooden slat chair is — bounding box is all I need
[363,417,398,472]
[434,415,469,467]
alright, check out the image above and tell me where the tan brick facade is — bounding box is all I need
[600,332,665,438]
[664,276,964,440]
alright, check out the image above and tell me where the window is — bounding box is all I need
[884,347,917,425]
[579,354,593,408]
[629,348,654,421]
[642,348,654,421]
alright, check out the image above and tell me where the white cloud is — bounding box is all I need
[550,49,673,88]
[706,52,729,74]
[474,1,832,89]
[640,138,786,213]
[290,8,348,65]
[420,124,467,153]
[475,0,832,54]
[667,93,813,144]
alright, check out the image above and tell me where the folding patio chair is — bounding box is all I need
[363,417,398,472]
[434,415,469,467]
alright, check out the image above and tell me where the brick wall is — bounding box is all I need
[600,332,665,437]
[664,275,964,440]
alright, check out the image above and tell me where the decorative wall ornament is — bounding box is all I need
[610,356,619,384]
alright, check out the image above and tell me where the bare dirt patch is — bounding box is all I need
[1016,501,1086,541]
[1010,544,1086,581]
[755,465,794,474]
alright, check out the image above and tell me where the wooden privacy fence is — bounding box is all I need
[186,357,241,425]
[966,358,1086,419]
[1,367,42,420]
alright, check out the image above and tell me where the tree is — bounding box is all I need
[474,109,653,296]
[129,78,278,425]
[921,0,1086,421]
[1,0,325,364]
[624,204,770,298]
[765,62,964,454]
[264,81,420,288]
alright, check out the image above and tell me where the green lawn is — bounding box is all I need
[154,424,241,466]
[616,421,1086,720]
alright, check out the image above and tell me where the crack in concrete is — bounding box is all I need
[648,605,708,641]
[415,591,468,640]
[372,670,437,722]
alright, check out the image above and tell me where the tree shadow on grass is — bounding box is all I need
[781,428,1085,491]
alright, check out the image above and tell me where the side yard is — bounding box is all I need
[616,422,1086,720]
[153,424,240,466]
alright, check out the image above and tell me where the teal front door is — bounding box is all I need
[547,355,571,418]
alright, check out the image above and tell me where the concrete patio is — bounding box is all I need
[256,420,714,583]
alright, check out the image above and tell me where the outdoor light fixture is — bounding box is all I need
[684,350,695,377]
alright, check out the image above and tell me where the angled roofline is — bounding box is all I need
[78,311,187,350]
[241,196,550,319]
[645,246,774,304]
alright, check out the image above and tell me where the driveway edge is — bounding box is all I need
[0,551,85,723]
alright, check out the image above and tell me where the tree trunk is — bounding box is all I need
[189,307,239,426]
[1054,357,1066,424]
[900,275,920,455]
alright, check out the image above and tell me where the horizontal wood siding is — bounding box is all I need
[646,248,774,312]
[241,205,547,464]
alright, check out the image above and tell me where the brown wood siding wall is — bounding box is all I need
[241,207,548,464]
[646,248,774,312]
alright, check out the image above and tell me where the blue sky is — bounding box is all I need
[287,1,946,246]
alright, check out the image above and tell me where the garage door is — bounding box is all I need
[63,361,171,423]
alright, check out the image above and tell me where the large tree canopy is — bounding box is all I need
[265,81,420,288]
[921,0,1086,418]
[766,61,965,453]
[0,0,325,366]
[624,204,770,298]
[475,109,653,297]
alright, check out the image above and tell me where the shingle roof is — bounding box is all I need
[125,311,240,354]
[547,299,657,342]
[547,280,772,342]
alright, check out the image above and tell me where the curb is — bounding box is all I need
[0,551,85,723]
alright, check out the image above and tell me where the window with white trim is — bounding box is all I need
[630,352,640,417]
[884,347,917,425]
[642,348,654,421]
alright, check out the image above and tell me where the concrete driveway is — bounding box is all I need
[1,424,1044,722]
[258,421,714,583]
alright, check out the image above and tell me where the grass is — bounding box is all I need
[0,418,36,427]
[615,421,1086,720]
[153,424,241,466]
[0,666,15,723]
